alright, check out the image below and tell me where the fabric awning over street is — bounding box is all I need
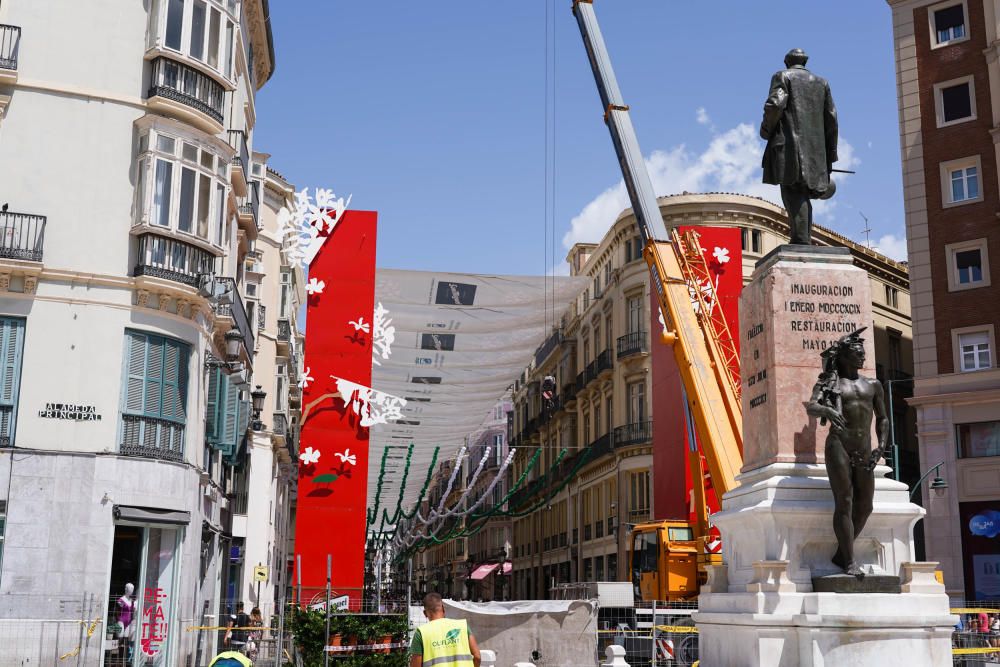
[469,563,500,580]
[369,269,586,509]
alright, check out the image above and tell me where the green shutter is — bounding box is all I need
[161,340,188,422]
[0,318,25,445]
[217,377,241,455]
[122,332,148,414]
[205,366,223,443]
[144,337,164,418]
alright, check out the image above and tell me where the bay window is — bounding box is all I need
[134,125,231,249]
[149,0,239,82]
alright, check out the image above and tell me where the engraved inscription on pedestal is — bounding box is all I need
[739,252,876,472]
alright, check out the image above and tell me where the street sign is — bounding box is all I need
[253,566,268,582]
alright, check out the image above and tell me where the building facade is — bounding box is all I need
[0,1,301,663]
[888,0,1000,600]
[506,193,913,599]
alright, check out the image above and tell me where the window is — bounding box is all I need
[0,500,6,573]
[494,434,503,465]
[275,364,286,412]
[205,365,248,458]
[0,318,25,447]
[629,470,650,517]
[947,239,991,291]
[958,330,992,371]
[627,381,646,423]
[957,421,1000,459]
[152,0,238,81]
[931,2,967,46]
[604,262,612,287]
[279,270,291,318]
[120,331,190,459]
[594,401,601,436]
[741,228,763,254]
[625,238,633,263]
[135,124,230,247]
[627,295,643,334]
[935,76,976,127]
[884,285,899,309]
[593,276,601,299]
[583,409,591,445]
[950,165,979,203]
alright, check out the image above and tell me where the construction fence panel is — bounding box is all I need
[595,600,698,667]
[950,601,1000,666]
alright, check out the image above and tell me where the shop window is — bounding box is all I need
[957,421,1000,459]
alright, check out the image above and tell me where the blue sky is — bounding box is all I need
[255,1,905,273]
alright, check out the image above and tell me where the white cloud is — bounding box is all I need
[873,233,908,262]
[563,121,860,248]
[695,107,715,132]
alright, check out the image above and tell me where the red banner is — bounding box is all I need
[294,210,378,607]
[652,227,742,523]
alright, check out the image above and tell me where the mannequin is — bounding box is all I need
[117,583,136,641]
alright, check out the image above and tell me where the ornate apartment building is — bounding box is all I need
[0,1,302,663]
[888,0,1000,600]
[507,193,913,599]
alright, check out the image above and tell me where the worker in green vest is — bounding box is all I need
[409,592,481,667]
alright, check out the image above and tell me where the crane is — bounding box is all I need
[571,0,744,600]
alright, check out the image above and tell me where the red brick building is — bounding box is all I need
[888,0,1000,601]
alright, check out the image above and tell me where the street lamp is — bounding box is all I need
[909,461,948,501]
[250,385,266,431]
[224,327,243,362]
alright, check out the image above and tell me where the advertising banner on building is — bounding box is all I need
[294,210,378,607]
[652,227,742,524]
[960,500,1000,600]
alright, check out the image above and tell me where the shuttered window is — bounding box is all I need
[120,331,190,461]
[205,365,247,459]
[0,318,25,447]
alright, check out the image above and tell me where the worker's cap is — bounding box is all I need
[784,48,808,67]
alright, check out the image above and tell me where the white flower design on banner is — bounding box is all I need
[277,187,352,269]
[371,302,395,366]
[712,246,730,264]
[299,446,321,465]
[299,366,314,389]
[349,317,371,334]
[334,449,357,466]
[305,277,326,295]
[332,376,407,428]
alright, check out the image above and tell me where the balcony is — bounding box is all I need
[561,381,577,407]
[238,180,260,233]
[627,509,650,524]
[227,130,249,196]
[272,413,288,449]
[596,349,613,377]
[146,56,225,133]
[0,211,45,262]
[616,331,647,359]
[589,433,612,459]
[214,277,254,362]
[534,329,562,368]
[120,414,184,462]
[133,233,217,287]
[575,371,586,394]
[0,24,20,83]
[614,421,652,448]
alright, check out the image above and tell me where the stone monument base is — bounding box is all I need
[811,573,900,594]
[695,590,955,666]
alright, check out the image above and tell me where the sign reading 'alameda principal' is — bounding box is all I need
[738,249,876,471]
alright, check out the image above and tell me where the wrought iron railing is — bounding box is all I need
[119,414,184,462]
[277,318,291,342]
[613,421,652,448]
[0,405,13,446]
[239,180,260,227]
[272,413,288,436]
[133,233,217,286]
[147,56,225,124]
[561,381,577,404]
[627,509,650,524]
[575,371,586,393]
[584,359,599,385]
[534,329,562,368]
[0,24,20,71]
[596,349,613,375]
[589,433,612,459]
[227,129,249,171]
[616,331,647,359]
[214,277,254,359]
[0,211,45,261]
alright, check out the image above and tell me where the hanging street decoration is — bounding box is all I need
[331,376,407,428]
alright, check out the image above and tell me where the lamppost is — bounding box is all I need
[909,461,949,502]
[250,385,267,431]
[886,375,915,481]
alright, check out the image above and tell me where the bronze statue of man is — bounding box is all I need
[761,48,839,245]
[806,328,888,577]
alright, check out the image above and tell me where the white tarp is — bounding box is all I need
[439,598,599,667]
[369,270,585,508]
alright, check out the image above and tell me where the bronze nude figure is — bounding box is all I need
[761,48,839,245]
[806,328,889,577]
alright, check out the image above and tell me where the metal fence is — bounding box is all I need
[595,600,699,667]
[952,601,1000,665]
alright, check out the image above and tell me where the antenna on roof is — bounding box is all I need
[859,212,873,249]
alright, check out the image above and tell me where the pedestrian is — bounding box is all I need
[224,601,251,654]
[409,592,481,667]
[246,607,264,661]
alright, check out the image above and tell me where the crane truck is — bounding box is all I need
[570,1,746,604]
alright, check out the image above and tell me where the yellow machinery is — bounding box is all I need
[572,2,745,601]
